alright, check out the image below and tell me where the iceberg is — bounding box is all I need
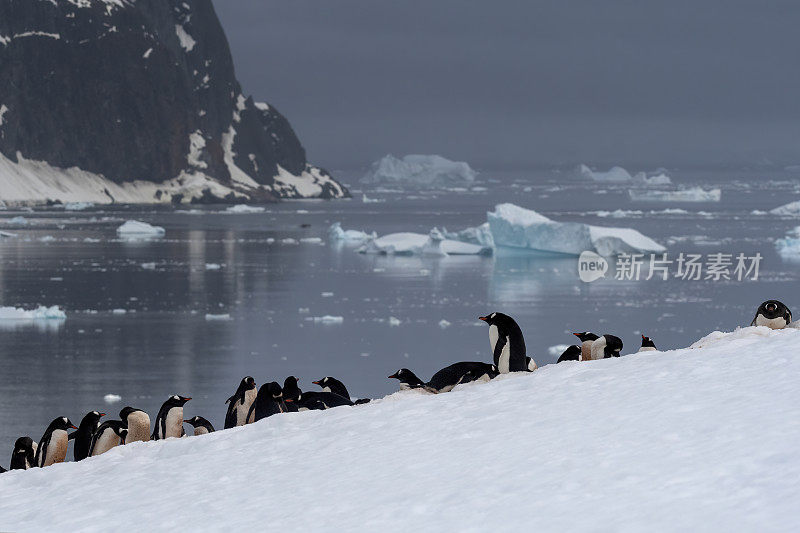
[776,226,800,256]
[574,164,673,185]
[225,204,265,213]
[328,222,376,243]
[443,222,495,248]
[360,154,477,188]
[116,220,165,237]
[0,305,66,320]
[487,203,664,256]
[358,228,491,256]
[628,187,721,202]
[770,200,800,216]
[63,202,94,211]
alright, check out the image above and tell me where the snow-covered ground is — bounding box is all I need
[1,326,799,531]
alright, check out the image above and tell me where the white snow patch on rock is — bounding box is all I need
[187,131,207,169]
[175,24,195,52]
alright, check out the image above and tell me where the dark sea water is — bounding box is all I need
[1,169,799,455]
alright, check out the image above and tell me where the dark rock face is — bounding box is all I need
[0,0,347,203]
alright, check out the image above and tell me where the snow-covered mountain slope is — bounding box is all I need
[2,326,799,531]
[0,0,348,204]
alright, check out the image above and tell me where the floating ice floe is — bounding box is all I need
[358,228,491,256]
[388,316,401,326]
[0,230,16,238]
[361,154,477,189]
[103,394,122,404]
[362,193,384,204]
[140,262,157,270]
[7,216,28,226]
[312,315,344,324]
[64,202,94,211]
[205,263,222,270]
[300,237,323,244]
[574,164,673,185]
[328,222,376,243]
[770,200,800,216]
[775,226,800,256]
[205,313,232,321]
[225,204,265,214]
[438,319,451,329]
[0,305,66,320]
[628,187,721,202]
[486,203,665,256]
[116,220,165,237]
[547,344,571,356]
[443,222,494,248]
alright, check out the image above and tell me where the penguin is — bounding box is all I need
[224,376,258,429]
[247,381,290,421]
[639,335,657,352]
[573,332,600,361]
[184,416,215,436]
[89,420,128,457]
[590,334,624,360]
[282,376,301,412]
[750,300,792,330]
[389,362,499,394]
[120,406,150,444]
[312,376,371,404]
[151,395,191,440]
[479,312,528,373]
[71,410,105,461]
[287,390,353,410]
[525,356,538,372]
[557,345,582,363]
[9,437,37,470]
[36,416,77,467]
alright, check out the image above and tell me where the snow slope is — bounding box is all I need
[1,326,799,531]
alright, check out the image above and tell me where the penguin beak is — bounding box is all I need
[99,413,106,417]
[70,425,78,429]
[642,334,646,339]
[388,373,398,379]
[312,380,321,385]
[285,398,294,403]
[478,316,488,322]
[573,332,581,337]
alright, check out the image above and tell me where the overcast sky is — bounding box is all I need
[213,1,800,171]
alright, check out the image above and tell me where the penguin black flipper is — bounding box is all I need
[246,401,257,423]
[224,405,238,430]
[0,465,5,473]
[557,345,582,363]
[68,431,76,441]
[354,398,371,405]
[35,433,51,467]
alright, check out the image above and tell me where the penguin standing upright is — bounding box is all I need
[750,300,792,330]
[282,376,301,412]
[89,421,128,457]
[71,411,105,461]
[36,417,77,467]
[573,332,600,361]
[151,395,191,440]
[9,437,37,470]
[639,335,657,352]
[247,382,289,421]
[590,334,624,359]
[479,312,529,373]
[224,376,257,429]
[120,406,150,444]
[557,345,582,363]
[184,416,215,436]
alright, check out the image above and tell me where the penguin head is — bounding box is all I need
[242,376,256,390]
[640,335,656,349]
[282,376,301,402]
[183,416,208,428]
[757,300,790,319]
[573,331,599,342]
[478,312,502,325]
[116,426,129,439]
[80,411,105,427]
[266,381,283,399]
[312,376,348,396]
[166,395,192,407]
[13,436,34,454]
[52,416,77,431]
[119,406,143,421]
[388,368,425,388]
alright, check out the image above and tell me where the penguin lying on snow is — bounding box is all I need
[572,332,599,361]
[639,335,657,352]
[120,406,150,444]
[247,381,290,421]
[184,416,215,436]
[151,395,191,440]
[312,376,371,405]
[557,345,581,363]
[750,300,792,330]
[224,376,257,429]
[590,334,624,359]
[479,313,532,373]
[89,421,128,457]
[283,376,353,410]
[36,416,77,467]
[389,362,499,393]
[10,437,37,470]
[71,411,105,462]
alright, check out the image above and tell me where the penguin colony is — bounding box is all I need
[0,300,792,472]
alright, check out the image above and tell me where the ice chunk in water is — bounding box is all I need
[361,154,477,188]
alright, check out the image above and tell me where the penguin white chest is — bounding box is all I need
[240,388,258,425]
[193,427,209,436]
[92,429,120,456]
[580,340,593,361]
[488,325,499,354]
[125,411,151,443]
[165,407,184,438]
[44,430,68,467]
[638,346,657,352]
[590,337,607,360]
[498,338,511,374]
[755,314,787,330]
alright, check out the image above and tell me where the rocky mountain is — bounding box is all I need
[0,0,348,205]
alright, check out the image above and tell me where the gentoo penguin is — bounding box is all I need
[286,390,353,410]
[639,335,657,352]
[247,381,290,421]
[89,420,128,457]
[151,395,191,440]
[120,406,150,444]
[282,376,301,412]
[573,332,600,361]
[389,362,499,394]
[479,313,529,373]
[36,416,77,467]
[557,345,582,363]
[9,437,37,470]
[184,416,215,436]
[590,334,624,360]
[224,376,258,429]
[71,410,105,461]
[750,300,792,330]
[312,376,371,404]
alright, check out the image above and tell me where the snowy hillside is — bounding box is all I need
[1,326,799,531]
